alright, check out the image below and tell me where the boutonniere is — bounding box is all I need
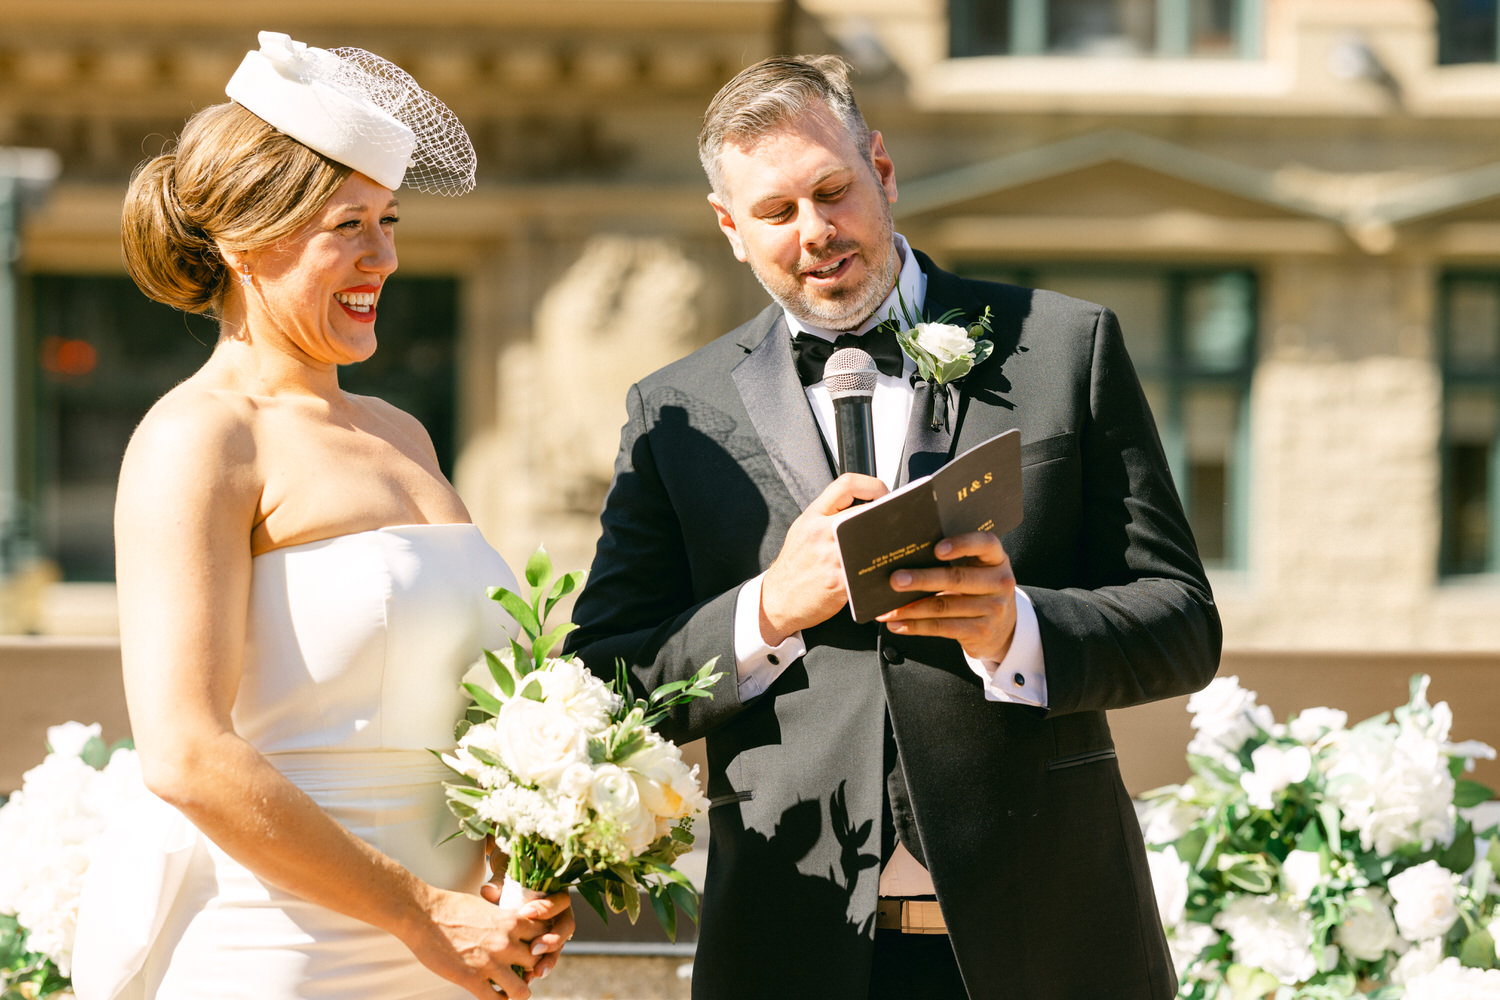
[878,289,994,430]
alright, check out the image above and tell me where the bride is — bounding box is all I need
[71,32,572,999]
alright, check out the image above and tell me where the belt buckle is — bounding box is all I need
[876,898,947,935]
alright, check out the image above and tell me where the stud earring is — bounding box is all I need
[239,265,252,287]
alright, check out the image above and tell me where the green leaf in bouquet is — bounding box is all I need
[462,682,505,718]
[544,569,586,621]
[465,743,505,769]
[524,547,555,599]
[517,676,545,703]
[1488,836,1500,875]
[1224,963,1279,1000]
[491,588,540,639]
[619,879,642,923]
[509,637,534,678]
[1459,927,1497,969]
[483,648,515,699]
[1439,816,1477,874]
[1217,854,1275,893]
[80,734,112,770]
[576,878,611,924]
[663,869,700,924]
[648,885,678,942]
[533,621,578,662]
[1455,779,1496,808]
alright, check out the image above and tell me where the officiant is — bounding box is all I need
[565,54,1221,1000]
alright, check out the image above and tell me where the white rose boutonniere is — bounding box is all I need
[878,289,994,430]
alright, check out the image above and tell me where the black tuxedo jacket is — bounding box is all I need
[567,252,1221,999]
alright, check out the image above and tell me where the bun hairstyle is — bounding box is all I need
[121,101,351,316]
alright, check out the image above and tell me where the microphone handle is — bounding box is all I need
[833,396,877,478]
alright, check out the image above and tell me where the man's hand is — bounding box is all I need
[759,473,887,644]
[877,532,1017,663]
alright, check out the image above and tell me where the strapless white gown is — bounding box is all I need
[72,524,517,999]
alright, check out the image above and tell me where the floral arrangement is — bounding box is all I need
[440,549,721,940]
[878,291,992,430]
[1139,674,1500,999]
[0,722,140,999]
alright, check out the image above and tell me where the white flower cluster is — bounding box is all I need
[445,652,708,866]
[0,722,144,978]
[1139,675,1500,998]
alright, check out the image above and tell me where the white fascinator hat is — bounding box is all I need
[225,31,476,196]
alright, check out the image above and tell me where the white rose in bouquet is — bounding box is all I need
[1388,860,1461,942]
[1279,849,1322,903]
[623,734,708,823]
[1288,706,1348,745]
[1334,888,1402,962]
[587,764,658,857]
[533,655,619,731]
[1240,743,1310,809]
[1186,675,1273,765]
[495,697,589,787]
[1391,937,1447,985]
[1402,958,1500,1000]
[1211,893,1328,984]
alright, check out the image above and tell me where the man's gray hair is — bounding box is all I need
[698,54,871,200]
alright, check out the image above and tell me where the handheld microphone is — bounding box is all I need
[825,347,878,478]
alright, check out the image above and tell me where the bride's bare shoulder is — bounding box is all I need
[121,377,264,482]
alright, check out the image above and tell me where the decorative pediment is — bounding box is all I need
[896,129,1500,256]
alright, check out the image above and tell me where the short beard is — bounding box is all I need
[750,211,898,332]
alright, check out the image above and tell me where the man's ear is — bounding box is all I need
[707,193,747,262]
[869,130,898,206]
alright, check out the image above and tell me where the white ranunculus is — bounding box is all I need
[534,656,619,732]
[1402,958,1500,1000]
[1334,888,1402,962]
[1186,676,1274,765]
[494,697,589,788]
[45,721,101,759]
[1279,849,1322,903]
[1288,707,1348,745]
[911,322,973,364]
[1212,893,1323,984]
[1387,860,1461,942]
[622,735,708,821]
[1240,743,1311,810]
[588,764,657,856]
[1146,846,1190,926]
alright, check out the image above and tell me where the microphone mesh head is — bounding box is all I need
[825,347,878,398]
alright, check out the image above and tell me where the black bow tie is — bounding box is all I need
[791,326,905,387]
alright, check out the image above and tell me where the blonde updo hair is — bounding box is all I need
[122,101,353,316]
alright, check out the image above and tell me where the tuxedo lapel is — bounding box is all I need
[731,313,834,511]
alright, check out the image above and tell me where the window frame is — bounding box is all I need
[957,262,1257,571]
[1437,270,1500,577]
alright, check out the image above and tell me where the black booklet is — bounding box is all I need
[832,429,1023,623]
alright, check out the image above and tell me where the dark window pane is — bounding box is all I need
[1446,278,1500,369]
[1441,387,1497,574]
[951,0,1013,58]
[30,275,458,581]
[1436,0,1499,65]
[1050,0,1155,56]
[1184,272,1254,372]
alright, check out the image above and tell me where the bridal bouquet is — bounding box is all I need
[1139,674,1500,999]
[0,722,141,998]
[440,549,720,940]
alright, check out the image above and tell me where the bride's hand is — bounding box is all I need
[481,881,575,982]
[406,885,557,999]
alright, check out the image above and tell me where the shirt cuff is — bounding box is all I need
[733,573,806,702]
[963,587,1047,707]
